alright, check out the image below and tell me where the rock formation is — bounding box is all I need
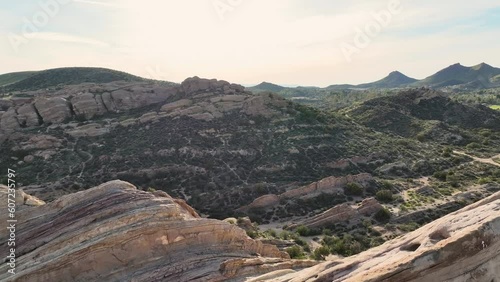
[241,174,373,211]
[0,180,321,282]
[287,198,383,230]
[0,77,289,135]
[254,190,500,282]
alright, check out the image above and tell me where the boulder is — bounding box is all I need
[0,180,290,282]
[34,97,72,124]
[0,108,20,132]
[17,104,41,127]
[71,93,108,119]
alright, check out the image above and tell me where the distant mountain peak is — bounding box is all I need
[355,70,417,88]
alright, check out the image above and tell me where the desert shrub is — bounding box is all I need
[344,182,364,196]
[285,246,306,259]
[478,177,493,185]
[466,142,480,150]
[374,208,391,222]
[433,171,447,181]
[312,246,330,260]
[296,225,311,236]
[246,230,258,239]
[376,190,393,203]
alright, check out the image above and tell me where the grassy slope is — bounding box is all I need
[0,67,175,93]
[0,71,38,87]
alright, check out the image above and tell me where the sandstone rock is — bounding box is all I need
[34,97,72,124]
[101,92,118,112]
[269,190,500,282]
[289,203,357,230]
[66,123,110,137]
[0,185,45,211]
[0,108,20,131]
[357,198,383,216]
[244,194,280,210]
[190,112,214,121]
[280,173,373,200]
[0,180,290,282]
[18,135,63,150]
[160,99,193,112]
[71,93,108,119]
[17,104,41,127]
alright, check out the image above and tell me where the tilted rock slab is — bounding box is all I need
[0,180,291,282]
[262,190,500,282]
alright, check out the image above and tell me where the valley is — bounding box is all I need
[0,67,499,281]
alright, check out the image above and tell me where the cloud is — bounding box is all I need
[25,32,109,47]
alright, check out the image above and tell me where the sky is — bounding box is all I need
[0,0,499,87]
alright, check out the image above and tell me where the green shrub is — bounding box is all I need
[466,142,480,149]
[344,182,364,196]
[376,190,393,203]
[433,171,447,181]
[374,208,391,222]
[312,246,330,260]
[296,225,311,236]
[285,246,306,259]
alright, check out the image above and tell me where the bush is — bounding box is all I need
[478,177,493,185]
[312,246,330,260]
[433,171,447,181]
[344,182,364,196]
[296,225,311,236]
[376,190,393,203]
[466,142,480,150]
[285,246,305,259]
[374,208,391,222]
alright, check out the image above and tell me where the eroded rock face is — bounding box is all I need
[34,97,72,124]
[264,191,500,282]
[71,93,107,119]
[289,198,383,230]
[0,180,292,282]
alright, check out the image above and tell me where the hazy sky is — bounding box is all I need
[1,0,499,86]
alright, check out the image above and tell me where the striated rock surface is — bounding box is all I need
[288,198,383,230]
[262,190,500,282]
[34,97,72,124]
[71,93,107,119]
[241,174,373,211]
[0,180,307,282]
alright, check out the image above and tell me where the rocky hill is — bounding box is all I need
[1,181,498,282]
[2,77,467,220]
[415,63,500,89]
[346,88,500,145]
[0,67,172,94]
[357,71,418,89]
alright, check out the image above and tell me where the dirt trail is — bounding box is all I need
[454,151,500,167]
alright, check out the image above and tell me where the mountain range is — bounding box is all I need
[248,62,500,92]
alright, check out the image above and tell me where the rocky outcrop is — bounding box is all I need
[0,77,291,140]
[34,97,72,124]
[241,174,373,211]
[71,93,107,119]
[0,180,300,282]
[288,198,383,230]
[0,108,20,132]
[16,104,40,127]
[0,185,46,211]
[263,190,500,282]
[65,123,110,137]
